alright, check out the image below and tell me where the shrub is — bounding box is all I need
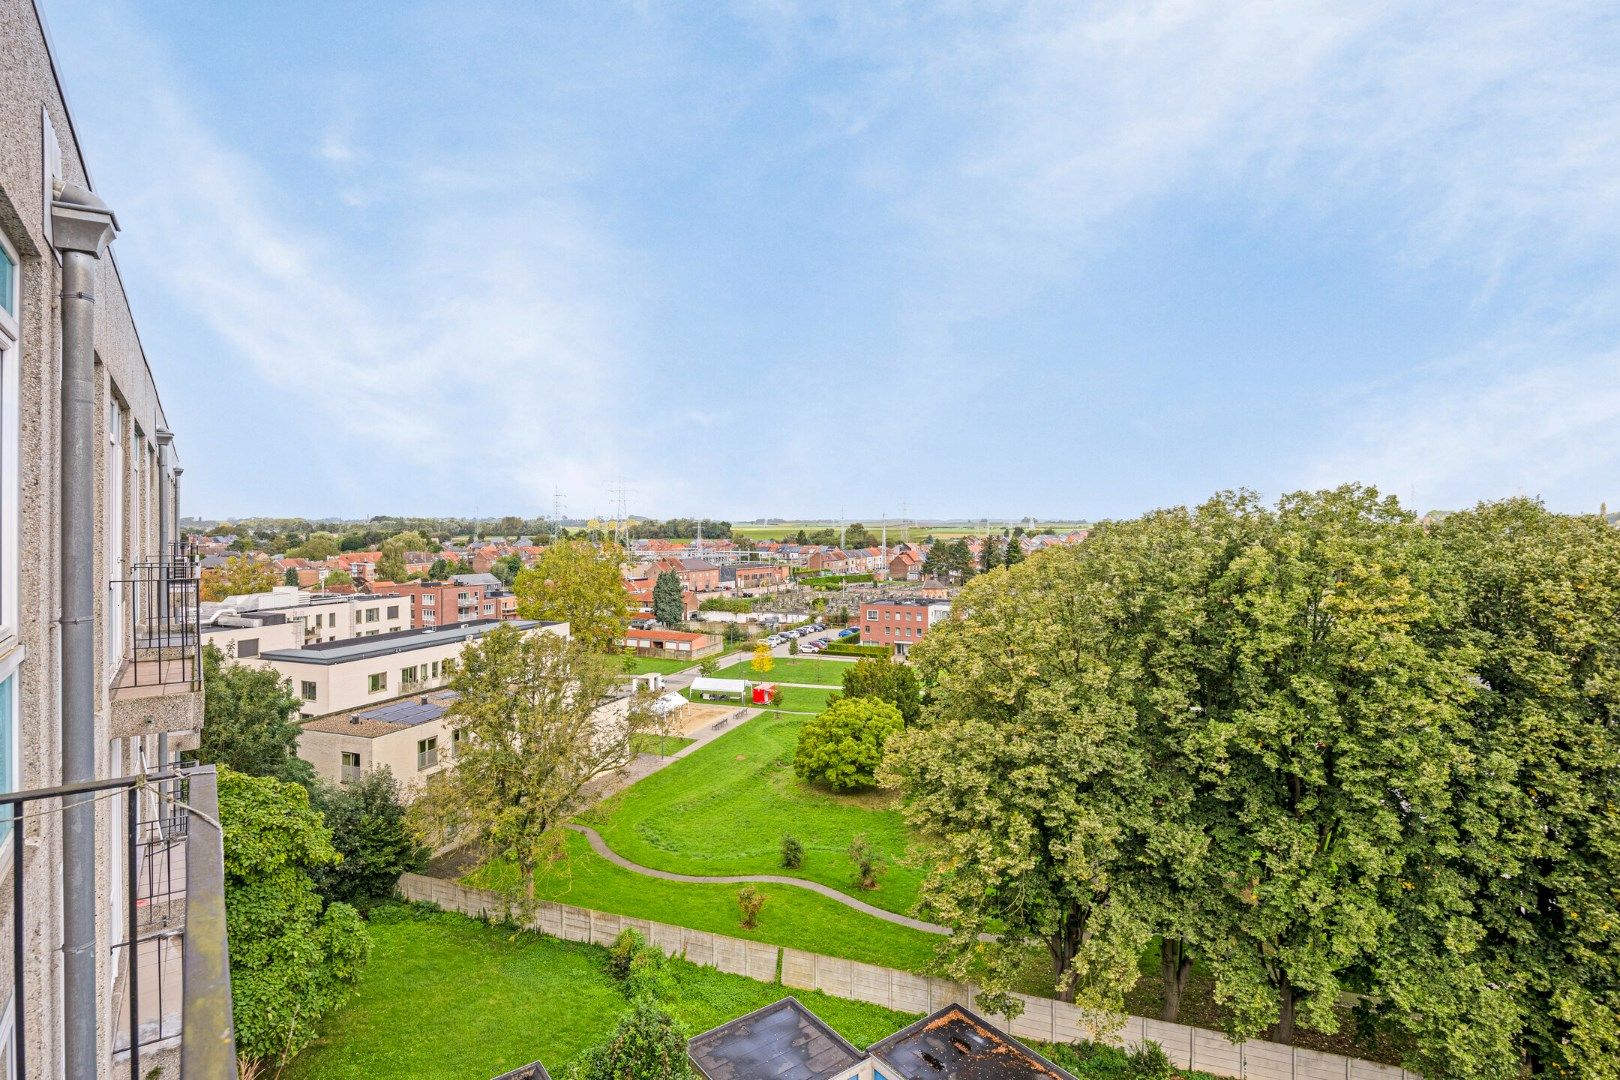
[571,1002,694,1080]
[780,834,803,869]
[737,885,766,929]
[310,767,427,908]
[608,927,645,981]
[822,642,892,658]
[840,657,922,726]
[848,833,886,890]
[1126,1040,1174,1079]
[793,697,904,791]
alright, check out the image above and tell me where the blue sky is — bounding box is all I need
[41,2,1620,522]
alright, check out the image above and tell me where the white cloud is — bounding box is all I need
[49,5,657,516]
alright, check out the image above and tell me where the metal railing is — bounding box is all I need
[4,765,236,1079]
[114,556,202,691]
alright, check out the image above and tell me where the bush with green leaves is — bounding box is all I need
[219,766,370,1068]
[793,696,904,791]
[198,644,313,787]
[780,834,803,869]
[848,833,886,891]
[310,766,427,908]
[840,656,922,726]
[607,928,674,1001]
[737,885,766,929]
[569,1002,694,1080]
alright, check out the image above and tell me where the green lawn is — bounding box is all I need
[581,709,922,918]
[717,656,856,686]
[621,655,700,676]
[285,903,917,1080]
[630,732,696,757]
[680,685,835,714]
[470,830,940,971]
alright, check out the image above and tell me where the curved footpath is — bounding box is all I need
[564,823,951,936]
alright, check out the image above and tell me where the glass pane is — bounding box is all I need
[0,675,12,845]
[0,248,13,317]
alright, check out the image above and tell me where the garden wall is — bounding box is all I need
[398,874,1417,1080]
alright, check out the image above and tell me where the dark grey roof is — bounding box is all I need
[260,619,551,665]
[451,572,502,587]
[489,1063,549,1080]
[689,998,863,1080]
[356,693,454,728]
[867,1004,1076,1080]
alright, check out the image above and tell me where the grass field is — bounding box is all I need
[469,830,940,971]
[630,732,695,756]
[621,655,700,676]
[284,903,917,1080]
[581,708,921,917]
[716,655,855,686]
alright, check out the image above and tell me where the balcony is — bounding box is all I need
[110,555,205,741]
[5,765,237,1078]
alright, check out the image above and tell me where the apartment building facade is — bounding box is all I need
[201,585,409,652]
[256,618,563,719]
[858,599,951,656]
[0,2,233,1075]
[374,575,513,628]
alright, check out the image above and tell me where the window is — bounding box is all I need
[340,751,361,785]
[0,658,19,848]
[365,608,379,623]
[417,737,439,770]
[402,666,416,686]
[431,661,441,678]
[301,680,317,701]
[387,605,400,619]
[237,637,259,659]
[422,595,435,606]
[0,229,17,645]
[452,729,466,758]
[368,672,386,694]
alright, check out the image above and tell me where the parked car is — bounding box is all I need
[838,628,859,639]
[765,634,784,646]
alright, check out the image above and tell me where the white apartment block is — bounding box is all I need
[258,618,565,720]
[200,585,411,661]
[0,2,234,1076]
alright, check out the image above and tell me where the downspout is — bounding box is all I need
[51,178,118,1080]
[155,429,172,621]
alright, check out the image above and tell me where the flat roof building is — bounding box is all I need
[688,998,865,1080]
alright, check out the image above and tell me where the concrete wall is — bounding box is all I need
[298,715,454,793]
[398,875,1419,1080]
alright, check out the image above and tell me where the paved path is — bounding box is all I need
[565,822,953,936]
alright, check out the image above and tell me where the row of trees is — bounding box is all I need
[883,490,1620,1077]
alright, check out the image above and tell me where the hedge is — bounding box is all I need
[822,642,893,658]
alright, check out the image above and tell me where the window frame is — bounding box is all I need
[300,680,317,702]
[0,646,25,855]
[0,228,18,646]
[416,736,439,771]
[367,672,386,694]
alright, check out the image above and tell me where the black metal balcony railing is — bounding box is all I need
[4,765,236,1079]
[114,557,202,691]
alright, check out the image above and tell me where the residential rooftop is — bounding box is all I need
[301,690,458,738]
[260,618,550,665]
[687,998,864,1080]
[868,1005,1076,1080]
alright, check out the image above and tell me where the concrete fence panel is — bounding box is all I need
[1241,1038,1295,1080]
[647,920,685,957]
[1005,995,1056,1045]
[1347,1058,1412,1080]
[1296,1050,1349,1080]
[1051,1001,1090,1047]
[1141,1019,1194,1069]
[682,928,717,968]
[888,969,933,1015]
[711,934,751,977]
[813,954,855,999]
[1191,1028,1245,1076]
[560,906,592,943]
[743,941,780,982]
[849,960,898,1008]
[780,948,817,991]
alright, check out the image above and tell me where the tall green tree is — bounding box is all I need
[1004,525,1026,568]
[884,546,1156,1010]
[200,556,278,602]
[980,533,1000,572]
[651,570,686,626]
[375,529,430,582]
[198,644,314,787]
[219,767,369,1068]
[839,656,921,726]
[1186,487,1472,1045]
[310,767,427,908]
[795,697,903,791]
[1382,500,1620,1077]
[410,626,650,902]
[513,541,630,652]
